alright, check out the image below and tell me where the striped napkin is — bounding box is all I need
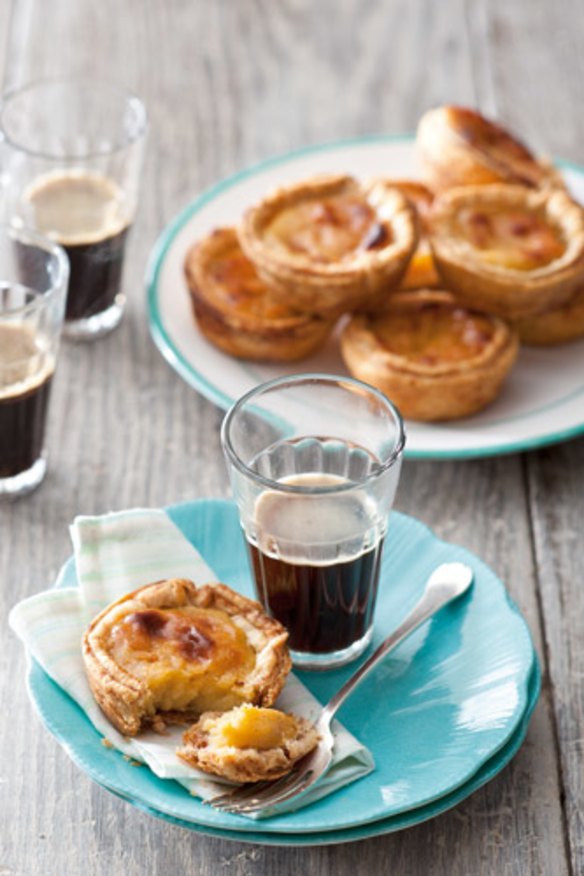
[9,508,374,818]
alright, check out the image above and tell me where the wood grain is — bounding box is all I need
[1,1,582,873]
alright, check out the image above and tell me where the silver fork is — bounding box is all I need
[205,561,474,815]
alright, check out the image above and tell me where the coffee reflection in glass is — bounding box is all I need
[0,225,68,498]
[221,374,405,670]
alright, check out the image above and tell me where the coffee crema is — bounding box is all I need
[24,171,131,321]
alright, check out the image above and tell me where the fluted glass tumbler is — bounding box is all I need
[0,77,147,339]
[221,373,406,669]
[0,225,68,498]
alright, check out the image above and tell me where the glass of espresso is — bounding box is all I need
[0,224,68,498]
[221,374,405,669]
[0,77,147,340]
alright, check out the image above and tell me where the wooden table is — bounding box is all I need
[2,1,583,873]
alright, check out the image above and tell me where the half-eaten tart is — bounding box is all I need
[429,184,584,320]
[178,703,320,783]
[340,289,519,421]
[416,105,563,193]
[82,578,292,737]
[512,283,584,346]
[184,227,335,361]
[387,180,440,289]
[238,174,418,317]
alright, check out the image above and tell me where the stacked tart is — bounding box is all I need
[183,105,584,421]
[184,173,418,361]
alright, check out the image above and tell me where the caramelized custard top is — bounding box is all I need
[456,206,566,270]
[110,606,255,677]
[372,302,496,364]
[207,238,298,319]
[445,106,543,186]
[265,193,391,262]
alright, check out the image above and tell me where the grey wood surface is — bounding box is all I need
[1,0,583,873]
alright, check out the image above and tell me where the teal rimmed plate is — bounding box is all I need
[27,499,538,838]
[146,137,584,459]
[35,662,540,846]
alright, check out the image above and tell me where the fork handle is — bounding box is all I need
[320,573,466,724]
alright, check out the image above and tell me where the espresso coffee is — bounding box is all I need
[24,172,130,321]
[245,473,386,656]
[0,324,54,478]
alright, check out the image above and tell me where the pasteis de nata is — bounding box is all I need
[416,105,563,193]
[238,173,418,317]
[82,578,291,737]
[178,703,320,783]
[184,227,335,362]
[429,184,584,320]
[340,289,519,422]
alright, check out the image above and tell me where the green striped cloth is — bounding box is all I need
[10,508,374,817]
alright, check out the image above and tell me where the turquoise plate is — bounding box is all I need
[146,137,584,459]
[27,499,538,837]
[56,662,541,846]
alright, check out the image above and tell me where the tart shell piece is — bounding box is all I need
[184,227,335,362]
[340,289,519,422]
[178,704,320,783]
[429,184,584,320]
[82,578,292,737]
[238,174,418,317]
[512,284,584,346]
[416,105,563,193]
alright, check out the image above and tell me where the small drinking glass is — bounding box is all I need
[0,224,68,498]
[0,76,147,340]
[221,373,405,669]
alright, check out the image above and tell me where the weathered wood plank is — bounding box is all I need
[485,1,584,872]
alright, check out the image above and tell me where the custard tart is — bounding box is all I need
[429,184,584,320]
[238,174,418,316]
[178,704,319,782]
[389,180,440,289]
[340,289,519,421]
[416,105,563,193]
[512,284,584,346]
[184,227,334,361]
[82,578,291,737]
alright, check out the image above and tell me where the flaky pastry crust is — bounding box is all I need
[416,105,564,193]
[429,184,584,320]
[184,227,334,361]
[82,578,291,737]
[512,284,584,346]
[178,705,319,783]
[238,174,418,316]
[340,289,519,421]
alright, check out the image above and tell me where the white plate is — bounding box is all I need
[146,136,584,459]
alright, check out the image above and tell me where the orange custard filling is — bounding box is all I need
[109,607,257,713]
[393,181,438,287]
[372,303,495,364]
[205,239,298,320]
[456,206,566,270]
[208,705,299,750]
[264,193,391,262]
